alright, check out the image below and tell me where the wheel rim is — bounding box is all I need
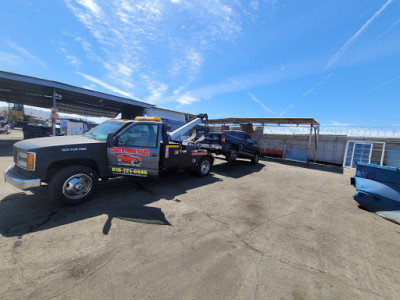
[255,154,259,162]
[200,159,210,175]
[62,173,93,200]
[232,151,237,160]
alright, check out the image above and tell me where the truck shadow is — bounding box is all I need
[261,157,344,174]
[0,174,221,237]
[211,157,264,178]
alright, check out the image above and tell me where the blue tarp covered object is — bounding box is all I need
[352,162,400,225]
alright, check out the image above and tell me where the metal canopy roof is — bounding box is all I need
[0,71,154,118]
[206,117,320,126]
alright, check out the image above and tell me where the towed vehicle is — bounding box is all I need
[197,130,260,164]
[4,115,214,206]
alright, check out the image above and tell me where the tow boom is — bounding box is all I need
[168,114,208,142]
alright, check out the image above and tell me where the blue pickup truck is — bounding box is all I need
[197,130,260,164]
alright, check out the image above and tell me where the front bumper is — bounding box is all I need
[4,164,41,189]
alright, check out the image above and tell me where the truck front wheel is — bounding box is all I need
[196,157,212,177]
[48,165,98,206]
[251,152,260,164]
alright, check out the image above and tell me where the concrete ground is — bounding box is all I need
[0,129,399,299]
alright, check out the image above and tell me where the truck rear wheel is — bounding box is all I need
[48,165,98,206]
[226,149,237,163]
[196,157,212,177]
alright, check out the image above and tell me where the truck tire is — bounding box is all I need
[251,152,260,164]
[226,148,237,163]
[196,157,212,177]
[48,165,98,206]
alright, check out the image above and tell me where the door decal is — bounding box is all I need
[117,154,141,166]
[111,167,148,177]
[111,147,149,156]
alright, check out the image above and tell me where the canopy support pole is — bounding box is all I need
[52,88,56,136]
[314,126,319,163]
[307,125,313,164]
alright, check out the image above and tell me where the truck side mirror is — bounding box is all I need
[106,133,115,147]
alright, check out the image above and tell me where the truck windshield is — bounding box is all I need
[85,120,126,141]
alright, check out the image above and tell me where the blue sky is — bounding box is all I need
[0,0,399,127]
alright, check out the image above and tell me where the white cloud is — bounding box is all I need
[249,0,259,10]
[248,92,277,115]
[325,0,394,69]
[177,93,199,105]
[279,73,333,117]
[0,51,23,67]
[62,0,285,107]
[56,44,82,69]
[168,48,204,82]
[279,104,294,117]
[76,72,134,98]
[160,60,320,105]
[324,121,353,126]
[173,85,186,95]
[73,35,102,62]
[66,54,82,68]
[65,0,245,103]
[299,73,333,99]
[366,74,400,93]
[146,82,168,104]
[4,40,47,67]
[116,78,135,89]
[81,84,97,90]
[375,17,400,42]
[77,0,102,17]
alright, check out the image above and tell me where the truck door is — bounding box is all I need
[235,131,247,157]
[243,133,255,157]
[107,123,160,178]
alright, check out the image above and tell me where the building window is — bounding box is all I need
[344,141,385,168]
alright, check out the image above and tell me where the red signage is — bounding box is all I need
[111,147,149,156]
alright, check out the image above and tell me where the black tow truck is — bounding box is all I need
[4,114,214,205]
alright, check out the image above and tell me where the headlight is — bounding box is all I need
[17,150,36,171]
